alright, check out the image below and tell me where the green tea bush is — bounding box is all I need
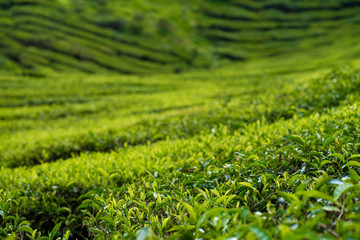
[1,63,360,238]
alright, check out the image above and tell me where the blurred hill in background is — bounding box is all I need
[1,0,360,75]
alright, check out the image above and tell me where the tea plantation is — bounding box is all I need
[1,0,360,239]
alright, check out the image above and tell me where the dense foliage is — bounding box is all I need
[1,56,360,239]
[1,0,360,240]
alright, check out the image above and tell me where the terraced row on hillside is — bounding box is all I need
[0,0,194,74]
[1,0,360,74]
[199,0,360,60]
[2,37,360,169]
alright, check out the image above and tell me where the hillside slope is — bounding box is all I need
[1,0,360,74]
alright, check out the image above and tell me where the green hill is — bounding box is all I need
[1,0,360,239]
[1,0,360,74]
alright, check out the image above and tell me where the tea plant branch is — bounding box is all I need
[250,192,276,211]
[318,223,340,238]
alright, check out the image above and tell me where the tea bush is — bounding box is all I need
[1,0,360,239]
[1,61,360,238]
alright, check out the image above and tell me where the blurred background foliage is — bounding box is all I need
[1,0,360,75]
